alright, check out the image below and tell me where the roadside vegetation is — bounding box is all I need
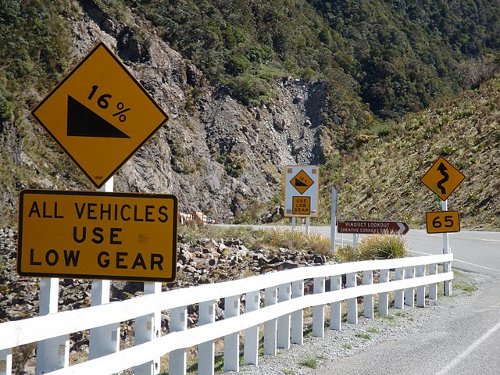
[179,224,408,262]
[235,74,499,230]
[334,234,407,262]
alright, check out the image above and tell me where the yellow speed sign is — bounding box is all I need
[425,211,460,234]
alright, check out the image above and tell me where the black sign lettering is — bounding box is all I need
[91,226,105,244]
[29,248,42,265]
[45,249,59,266]
[116,252,128,269]
[110,227,122,245]
[151,254,164,270]
[158,206,169,222]
[63,250,80,266]
[131,253,147,269]
[97,251,110,268]
[73,226,86,243]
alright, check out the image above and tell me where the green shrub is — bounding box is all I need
[299,357,318,369]
[336,234,407,262]
[357,234,407,259]
[334,245,359,262]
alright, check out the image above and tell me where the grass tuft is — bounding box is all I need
[354,331,372,340]
[335,234,407,262]
[299,357,318,369]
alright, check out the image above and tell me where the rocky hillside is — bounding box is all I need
[0,1,334,224]
[0,0,498,227]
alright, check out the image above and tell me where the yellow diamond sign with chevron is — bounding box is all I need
[31,42,169,188]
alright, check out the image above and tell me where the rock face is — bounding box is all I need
[0,1,330,223]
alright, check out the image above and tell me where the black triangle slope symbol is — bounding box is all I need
[294,178,308,187]
[67,96,130,138]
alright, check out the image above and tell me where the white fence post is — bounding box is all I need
[444,260,453,297]
[89,279,120,359]
[429,264,438,300]
[199,300,216,375]
[169,306,187,375]
[277,284,291,349]
[416,266,426,307]
[312,277,325,337]
[347,273,358,324]
[243,292,260,366]
[395,268,405,309]
[264,287,278,356]
[363,271,374,319]
[291,280,304,345]
[330,275,342,330]
[135,282,162,375]
[90,178,120,361]
[224,295,240,372]
[36,278,69,375]
[223,295,241,372]
[379,269,389,317]
[405,267,415,307]
[0,349,12,375]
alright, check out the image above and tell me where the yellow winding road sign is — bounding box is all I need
[420,157,465,201]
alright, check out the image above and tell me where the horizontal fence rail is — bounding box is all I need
[0,253,453,375]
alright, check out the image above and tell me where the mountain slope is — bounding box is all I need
[0,0,499,227]
[325,75,499,229]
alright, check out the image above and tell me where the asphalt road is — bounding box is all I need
[305,226,500,374]
[242,224,500,374]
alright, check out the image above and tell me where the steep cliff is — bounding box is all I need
[0,1,332,223]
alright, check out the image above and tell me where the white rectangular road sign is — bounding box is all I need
[284,165,319,218]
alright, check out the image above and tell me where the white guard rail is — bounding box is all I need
[0,253,453,375]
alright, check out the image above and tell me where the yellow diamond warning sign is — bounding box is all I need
[290,170,314,194]
[18,190,178,282]
[31,42,169,188]
[420,157,465,201]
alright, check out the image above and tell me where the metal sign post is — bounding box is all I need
[89,177,119,359]
[330,187,338,254]
[442,200,452,296]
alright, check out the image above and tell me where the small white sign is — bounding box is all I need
[284,165,319,218]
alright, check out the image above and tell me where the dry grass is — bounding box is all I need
[335,234,407,262]
[179,225,331,257]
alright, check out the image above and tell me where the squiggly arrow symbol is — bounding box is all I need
[437,162,449,195]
